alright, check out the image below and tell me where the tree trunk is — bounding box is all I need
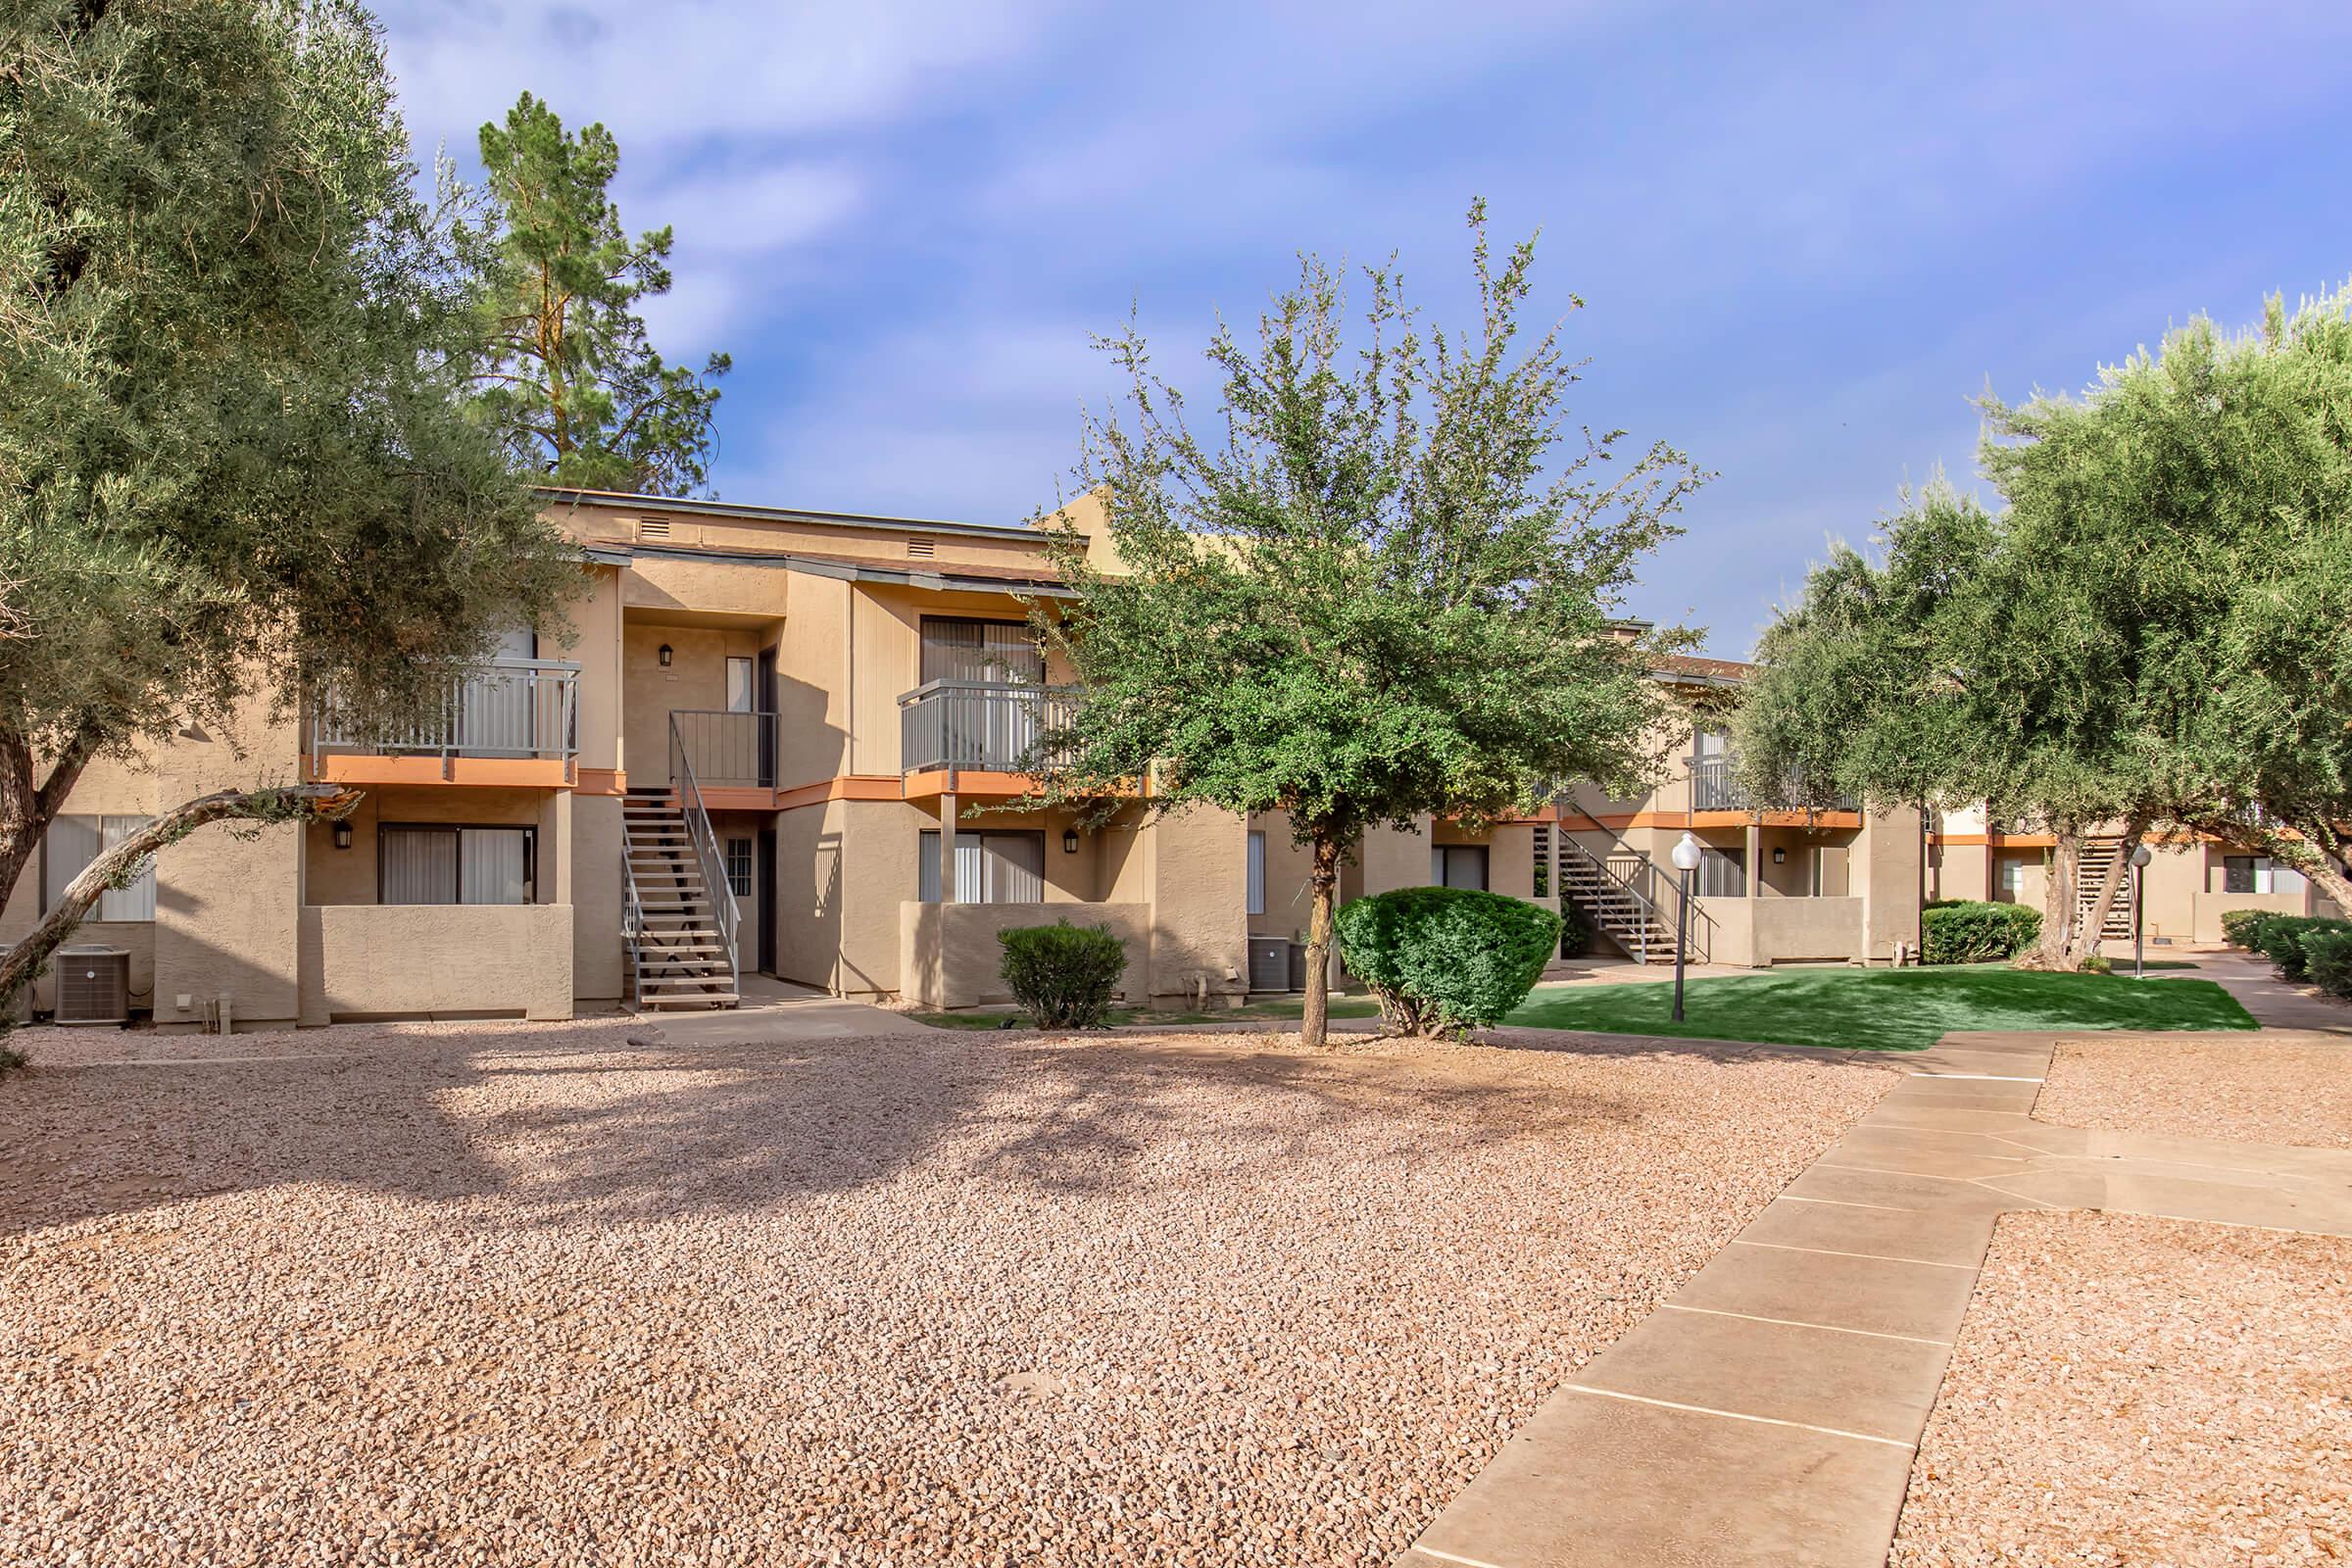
[2028,825,2082,970]
[0,727,96,911]
[1299,834,1343,1050]
[2027,817,2143,971]
[2301,847,2352,918]
[0,784,354,1030]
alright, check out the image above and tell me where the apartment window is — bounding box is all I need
[1247,831,1267,916]
[1696,846,1745,899]
[918,830,1046,905]
[1532,825,1551,899]
[43,815,157,921]
[1998,857,2027,901]
[725,836,754,900]
[725,657,756,713]
[1692,728,1732,759]
[1432,845,1489,890]
[380,825,534,906]
[919,617,1044,685]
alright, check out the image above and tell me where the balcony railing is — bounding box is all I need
[1689,757,1854,813]
[313,660,579,768]
[899,680,1078,775]
[670,709,776,789]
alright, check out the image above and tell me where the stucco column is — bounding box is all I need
[1744,820,1762,903]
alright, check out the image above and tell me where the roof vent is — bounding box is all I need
[638,516,672,542]
[907,535,936,559]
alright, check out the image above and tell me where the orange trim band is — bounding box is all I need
[313,755,572,789]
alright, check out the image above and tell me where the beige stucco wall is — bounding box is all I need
[549,497,1059,578]
[545,564,625,774]
[900,900,1152,1008]
[773,571,852,785]
[299,903,572,1023]
[1856,807,1924,964]
[1247,812,1320,940]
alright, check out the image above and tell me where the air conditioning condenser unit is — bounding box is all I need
[54,945,129,1025]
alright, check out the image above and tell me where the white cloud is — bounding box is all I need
[377,0,1074,163]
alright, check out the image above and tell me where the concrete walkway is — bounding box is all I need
[1398,1028,2352,1568]
[2144,949,2352,1034]
[632,974,922,1046]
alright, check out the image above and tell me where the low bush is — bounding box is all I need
[2076,953,2113,974]
[2219,907,2275,952]
[1335,886,1562,1036]
[2302,929,2352,999]
[2252,915,2352,984]
[1919,900,2043,965]
[997,920,1128,1028]
[2255,915,2352,982]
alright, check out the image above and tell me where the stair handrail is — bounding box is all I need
[669,712,742,1000]
[620,846,647,1000]
[1565,839,1714,965]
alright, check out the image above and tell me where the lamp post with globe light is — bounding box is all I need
[2130,842,2153,978]
[1670,832,1703,1021]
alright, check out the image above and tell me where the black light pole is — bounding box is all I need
[2131,843,2152,979]
[1670,832,1702,1022]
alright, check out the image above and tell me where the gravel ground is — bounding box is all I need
[2036,1033,2352,1149]
[1891,1210,2352,1567]
[1,1019,1886,1567]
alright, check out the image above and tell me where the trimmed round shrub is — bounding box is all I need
[2219,907,2274,952]
[997,920,1127,1028]
[1919,899,2042,965]
[1335,886,1562,1036]
[2301,928,2352,999]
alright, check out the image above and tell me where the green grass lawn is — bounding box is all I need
[1501,966,2256,1053]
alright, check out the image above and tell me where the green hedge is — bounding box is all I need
[997,920,1128,1028]
[2249,914,2352,985]
[1335,886,1561,1035]
[1919,899,2042,965]
[2219,907,2273,951]
[2302,929,2352,1000]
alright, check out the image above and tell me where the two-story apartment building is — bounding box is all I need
[1,489,1252,1026]
[2,492,1935,1031]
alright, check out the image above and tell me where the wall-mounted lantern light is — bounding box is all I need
[1062,829,1080,854]
[1772,847,1787,863]
[658,643,673,667]
[332,820,354,851]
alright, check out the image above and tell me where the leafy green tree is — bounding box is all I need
[1033,204,1704,1046]
[1740,288,2352,967]
[451,92,730,497]
[0,0,581,1023]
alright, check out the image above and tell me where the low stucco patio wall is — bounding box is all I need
[298,903,574,1024]
[1696,895,1865,967]
[901,901,1152,1010]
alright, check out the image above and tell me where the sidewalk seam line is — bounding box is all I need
[1405,1547,1514,1568]
[1731,1239,1978,1270]
[1562,1384,1916,1448]
[1777,1194,1925,1212]
[1660,1302,1954,1346]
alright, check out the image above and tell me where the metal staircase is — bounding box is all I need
[621,787,738,1010]
[1558,839,1677,963]
[2073,839,2136,941]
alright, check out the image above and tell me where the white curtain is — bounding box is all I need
[382,828,460,905]
[918,830,1044,905]
[1247,831,1266,915]
[99,816,157,920]
[460,828,528,906]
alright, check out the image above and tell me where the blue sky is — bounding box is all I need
[378,2,2352,657]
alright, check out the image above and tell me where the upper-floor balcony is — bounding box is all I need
[668,708,777,791]
[899,679,1079,777]
[1689,756,1856,814]
[311,660,580,783]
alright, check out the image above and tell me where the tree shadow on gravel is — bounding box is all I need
[0,1021,1886,1238]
